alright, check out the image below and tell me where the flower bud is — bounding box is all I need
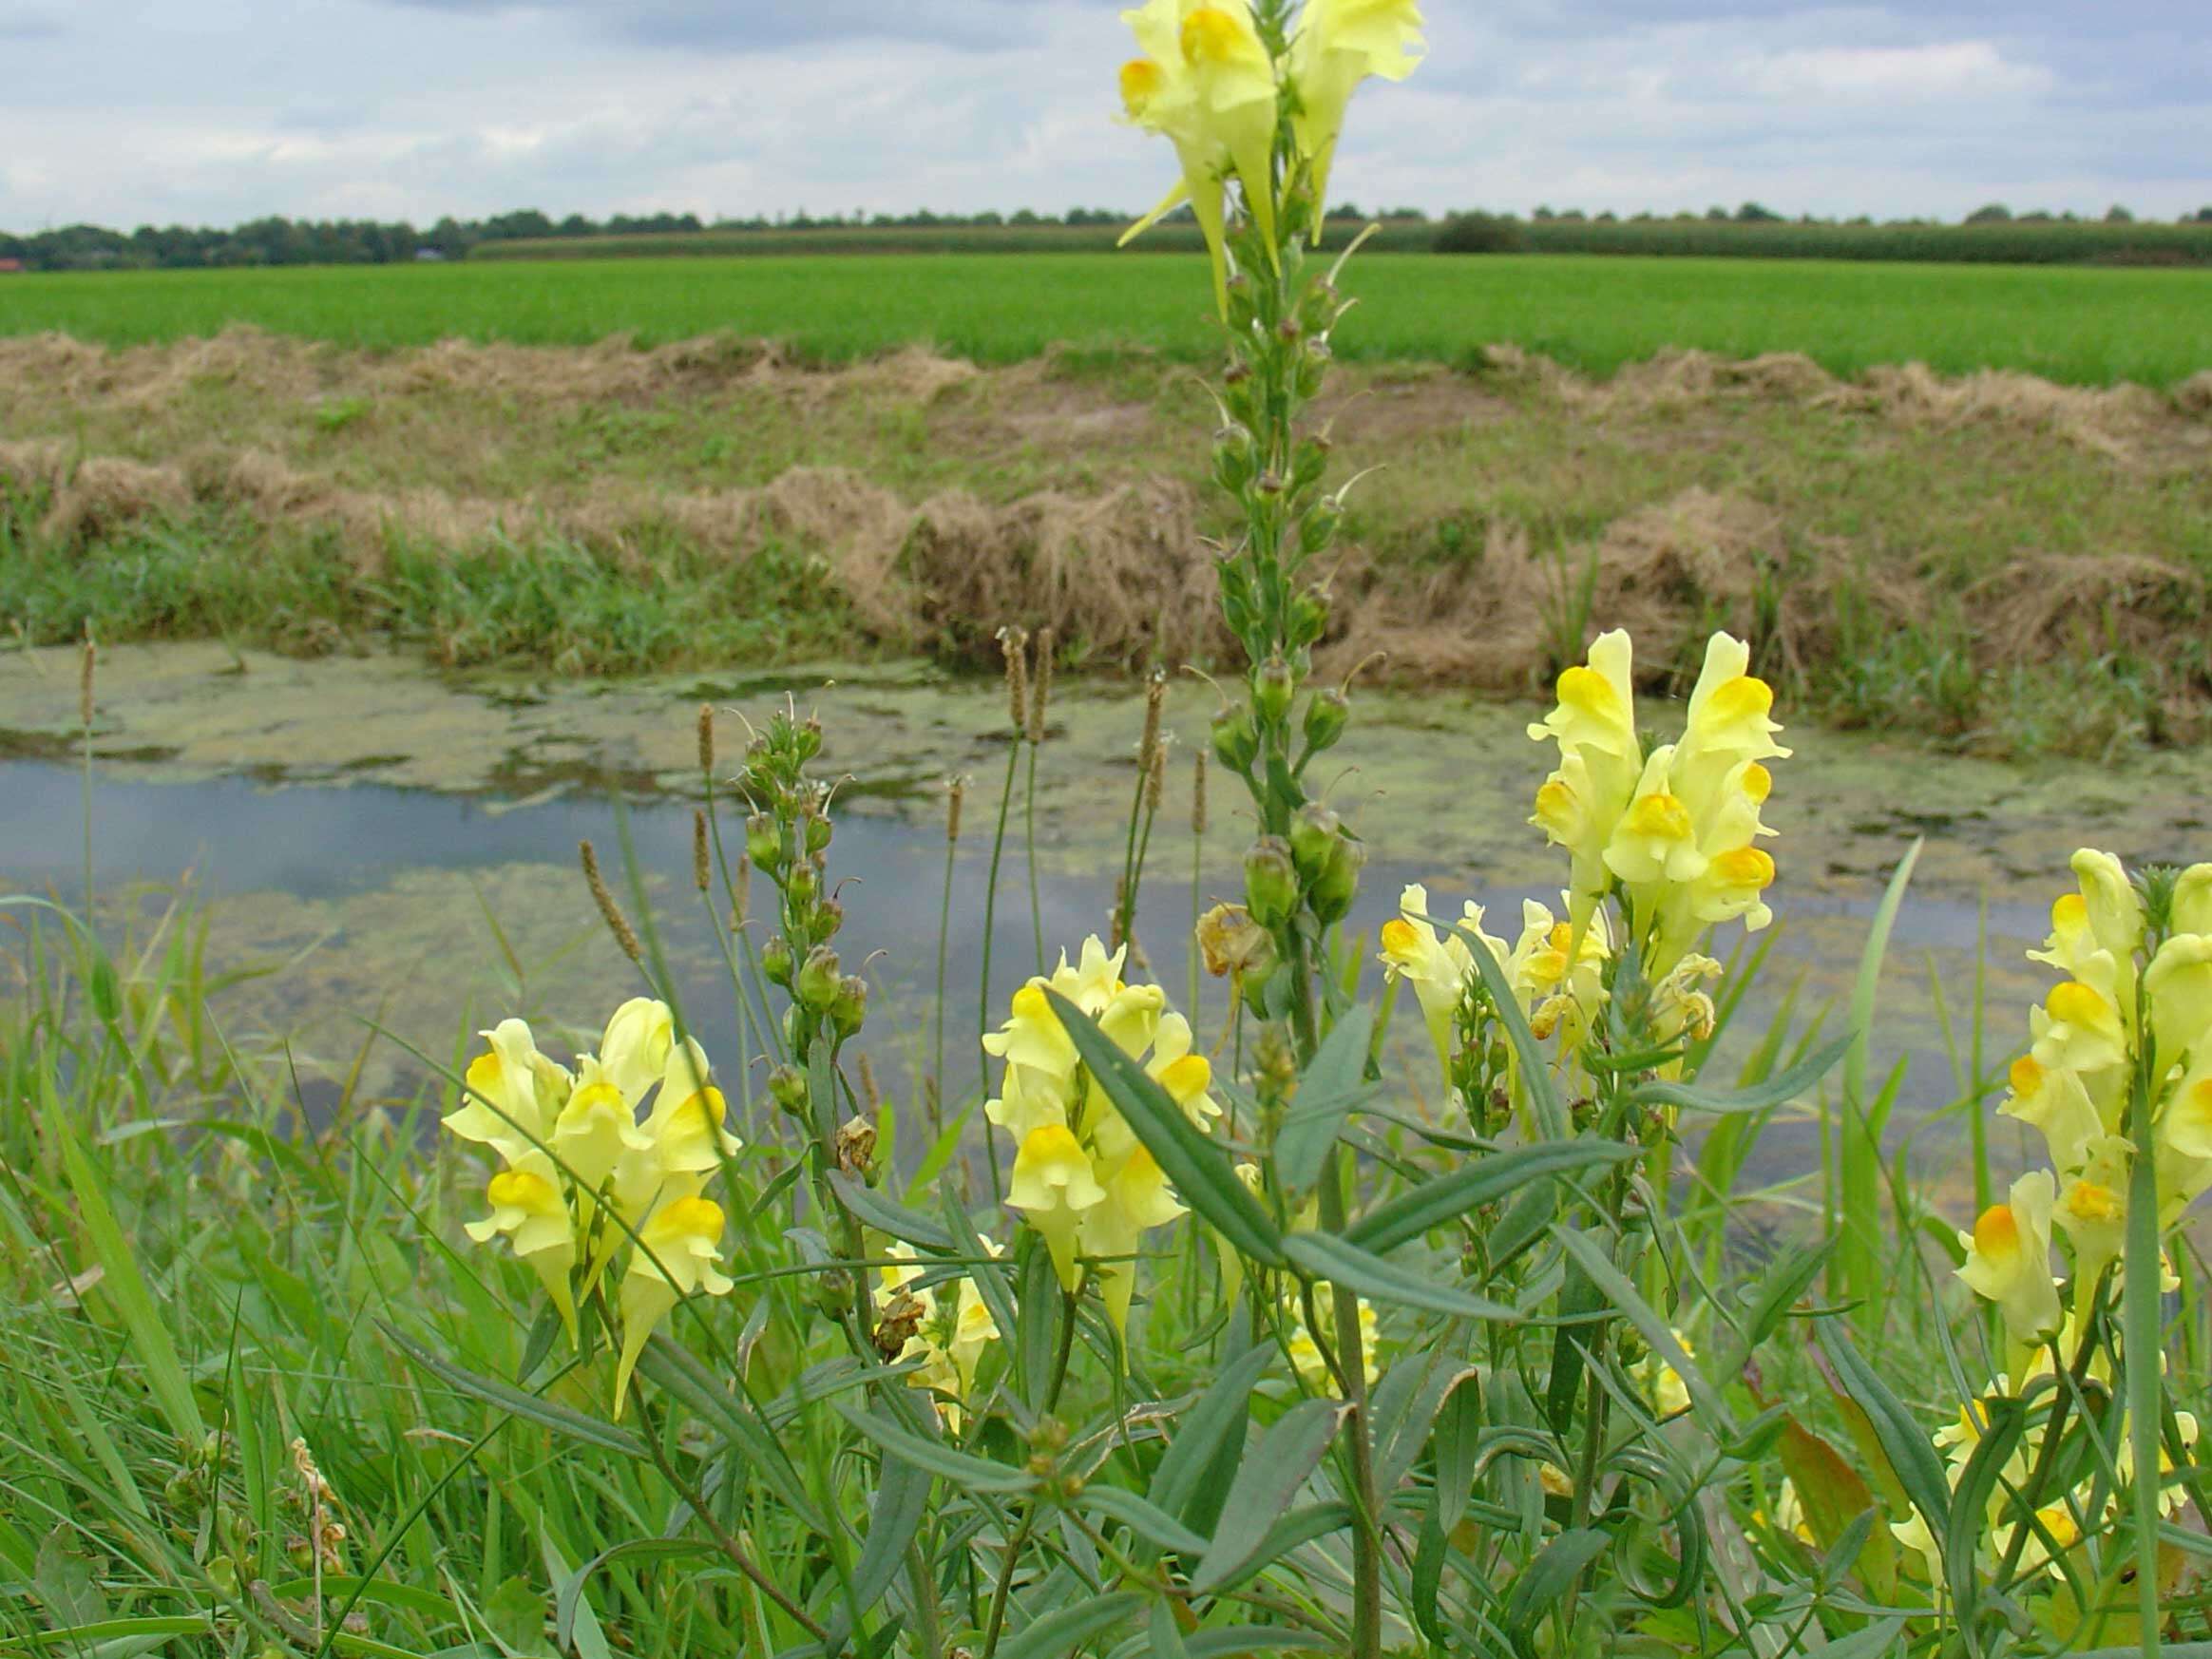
[1253,657,1296,725]
[1295,340,1332,400]
[1310,835,1366,925]
[1303,688,1350,754]
[1298,499,1342,556]
[831,975,869,1039]
[761,934,795,987]
[1211,705,1260,773]
[768,1063,809,1115]
[1245,837,1298,929]
[797,944,842,1011]
[745,812,781,869]
[1289,804,1343,881]
[1287,589,1328,649]
[787,860,820,907]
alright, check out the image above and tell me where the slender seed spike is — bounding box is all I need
[1027,625,1055,744]
[696,703,715,778]
[79,633,96,729]
[1146,739,1168,815]
[998,624,1030,734]
[1192,748,1208,835]
[946,774,966,844]
[858,1052,881,1109]
[692,809,713,893]
[733,857,751,926]
[1138,670,1167,775]
[580,838,643,963]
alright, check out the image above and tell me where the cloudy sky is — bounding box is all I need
[1,0,2203,232]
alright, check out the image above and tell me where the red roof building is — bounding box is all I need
[0,259,25,274]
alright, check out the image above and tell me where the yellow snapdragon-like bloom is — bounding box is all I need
[2051,1135,2132,1293]
[614,1196,733,1417]
[1998,1054,2106,1181]
[986,937,1206,1343]
[1377,882,1491,1068]
[1507,898,1611,1042]
[2145,930,2212,1076]
[1285,0,1425,237]
[443,1018,573,1165]
[1633,1329,1696,1421]
[2159,1067,2212,1224]
[446,1001,739,1417]
[1119,0,1280,316]
[1287,1288,1381,1395]
[1529,630,1640,935]
[2174,863,2212,936]
[1956,1171,2061,1346]
[879,1245,1003,1429]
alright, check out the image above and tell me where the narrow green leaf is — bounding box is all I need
[830,1172,956,1252]
[1147,1344,1272,1528]
[1378,1359,1478,1498]
[1274,1005,1376,1192]
[1551,1227,1726,1429]
[1631,1034,1852,1115]
[1045,989,1283,1267]
[1814,1320,1950,1547]
[2124,1071,2167,1659]
[1074,1487,1210,1557]
[1459,923,1567,1140]
[831,1399,1038,1494]
[379,1323,645,1458]
[1192,1400,1348,1593]
[1346,1140,1634,1255]
[1738,1236,1836,1353]
[996,1590,1144,1659]
[1840,839,1920,1327]
[1505,1527,1611,1635]
[1286,1231,1516,1322]
[1192,1502,1356,1597]
[849,1442,932,1624]
[48,1110,206,1446]
[634,1339,827,1533]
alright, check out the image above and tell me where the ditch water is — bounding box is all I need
[6,641,2208,1210]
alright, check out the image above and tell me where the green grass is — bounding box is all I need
[5,252,2207,388]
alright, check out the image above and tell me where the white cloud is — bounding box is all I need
[0,0,2202,232]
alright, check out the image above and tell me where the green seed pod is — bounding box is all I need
[768,1063,809,1115]
[1310,834,1366,925]
[786,859,820,907]
[1245,836,1298,929]
[795,716,824,763]
[1253,657,1296,726]
[1211,425,1258,495]
[761,934,795,987]
[805,812,832,855]
[1289,804,1344,881]
[814,897,845,939]
[1295,339,1332,400]
[831,975,869,1040]
[1299,499,1343,556]
[797,944,842,1011]
[745,812,781,870]
[1211,705,1260,773]
[1303,687,1350,754]
[1287,588,1329,649]
[1289,436,1329,497]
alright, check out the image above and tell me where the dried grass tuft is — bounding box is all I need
[41,457,194,544]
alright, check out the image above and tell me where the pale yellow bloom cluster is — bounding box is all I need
[1117,0,1425,312]
[1633,1329,1696,1421]
[1891,1382,2202,1584]
[984,938,1219,1337]
[1376,882,1610,1072]
[1528,631,1789,978]
[878,1244,1003,1430]
[1957,851,2212,1349]
[443,999,739,1414]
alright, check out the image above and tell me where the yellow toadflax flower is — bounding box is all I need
[1528,630,1641,936]
[1956,1171,2062,1347]
[443,1018,573,1165]
[613,1195,733,1417]
[466,1152,580,1337]
[1376,881,1491,1071]
[1119,0,1281,316]
[1285,0,1425,238]
[1286,1287,1380,1395]
[1008,1123,1107,1293]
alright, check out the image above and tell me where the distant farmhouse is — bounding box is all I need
[0,258,25,274]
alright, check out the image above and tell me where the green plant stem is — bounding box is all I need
[1992,1322,2103,1594]
[1315,1149,1382,1659]
[979,1289,1081,1659]
[637,1396,829,1642]
[933,831,956,1126]
[1023,739,1045,975]
[976,738,1021,1199]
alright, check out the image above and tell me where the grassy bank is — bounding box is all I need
[4,333,2209,758]
[3,254,2209,387]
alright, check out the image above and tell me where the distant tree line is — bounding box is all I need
[5,200,2207,274]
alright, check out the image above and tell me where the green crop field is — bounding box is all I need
[4,252,2207,387]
